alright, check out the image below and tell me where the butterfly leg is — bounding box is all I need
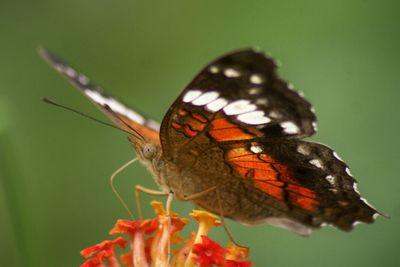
[180,186,217,201]
[165,191,174,262]
[216,190,248,249]
[110,158,138,219]
[135,185,169,219]
[135,187,173,261]
[181,187,247,249]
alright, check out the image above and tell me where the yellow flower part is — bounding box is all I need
[150,201,165,216]
[190,210,221,244]
[185,210,222,267]
[149,200,189,266]
[226,242,249,261]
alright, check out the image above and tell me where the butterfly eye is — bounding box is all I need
[142,143,156,159]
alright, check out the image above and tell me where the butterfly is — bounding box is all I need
[40,47,379,236]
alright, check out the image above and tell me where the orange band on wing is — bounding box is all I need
[227,147,319,212]
[185,117,206,131]
[255,182,284,200]
[184,125,198,137]
[209,128,254,141]
[288,193,318,212]
[227,147,253,159]
[211,118,238,129]
[171,108,207,137]
[209,117,257,141]
[172,122,183,129]
[192,113,207,123]
[178,109,188,116]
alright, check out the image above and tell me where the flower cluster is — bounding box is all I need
[80,201,251,267]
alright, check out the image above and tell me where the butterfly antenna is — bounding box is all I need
[110,158,139,220]
[103,104,145,142]
[42,97,135,136]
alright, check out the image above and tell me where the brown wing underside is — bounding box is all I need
[161,104,378,231]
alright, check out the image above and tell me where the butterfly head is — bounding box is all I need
[128,133,162,167]
[142,143,158,159]
[96,104,162,164]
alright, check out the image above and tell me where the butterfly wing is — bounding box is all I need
[159,49,378,233]
[161,49,316,158]
[225,139,377,231]
[39,48,160,144]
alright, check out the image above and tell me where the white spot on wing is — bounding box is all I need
[237,111,271,125]
[345,167,353,176]
[223,100,257,115]
[312,121,318,131]
[224,68,240,78]
[85,90,145,124]
[296,144,310,155]
[326,175,335,185]
[309,158,324,169]
[65,67,77,78]
[209,65,219,74]
[85,90,106,105]
[192,91,219,106]
[281,121,300,134]
[360,197,377,210]
[206,98,228,112]
[55,64,64,72]
[249,74,264,84]
[333,151,343,161]
[268,110,282,119]
[353,183,360,194]
[78,74,89,85]
[255,98,268,106]
[183,90,202,103]
[250,144,263,154]
[248,87,262,95]
[146,120,160,131]
[125,109,146,124]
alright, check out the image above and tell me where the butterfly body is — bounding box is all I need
[40,48,379,236]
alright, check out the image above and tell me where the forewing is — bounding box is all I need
[160,49,316,158]
[39,48,160,143]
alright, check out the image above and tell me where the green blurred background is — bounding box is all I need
[1,0,399,266]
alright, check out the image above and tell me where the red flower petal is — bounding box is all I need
[192,235,228,266]
[80,237,127,258]
[120,252,133,267]
[80,257,103,267]
[109,219,159,236]
[80,251,114,267]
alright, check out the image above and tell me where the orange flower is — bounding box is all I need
[79,201,252,266]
